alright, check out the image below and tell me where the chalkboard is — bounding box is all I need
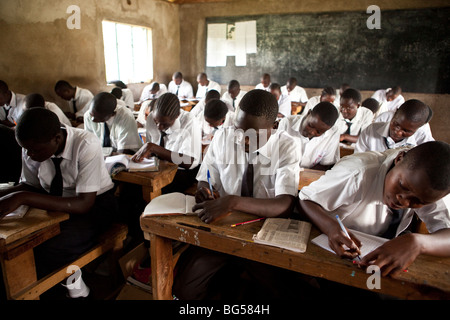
[205,8,450,94]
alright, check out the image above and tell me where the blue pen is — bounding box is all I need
[335,215,361,261]
[207,169,214,199]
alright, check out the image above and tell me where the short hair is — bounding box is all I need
[287,77,298,86]
[173,72,183,79]
[228,80,240,91]
[16,108,61,144]
[92,92,117,116]
[54,80,73,92]
[341,88,362,104]
[401,141,450,191]
[321,86,335,98]
[395,99,432,124]
[389,86,402,95]
[111,87,123,99]
[205,90,220,103]
[204,99,228,121]
[269,83,281,92]
[0,80,9,94]
[25,93,46,109]
[311,102,339,127]
[362,98,380,114]
[109,80,127,89]
[153,92,180,119]
[239,89,278,123]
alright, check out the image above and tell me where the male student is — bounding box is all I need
[168,72,194,99]
[84,92,142,155]
[336,88,374,144]
[221,79,247,113]
[299,141,450,277]
[372,86,405,113]
[173,89,302,299]
[198,98,235,141]
[278,102,340,170]
[0,80,26,127]
[0,108,118,282]
[302,86,336,115]
[25,93,72,127]
[190,90,221,119]
[255,73,271,91]
[54,80,94,123]
[281,77,308,107]
[334,83,351,108]
[109,80,135,108]
[195,73,221,99]
[361,97,381,116]
[355,99,434,153]
[139,81,168,103]
[269,83,291,118]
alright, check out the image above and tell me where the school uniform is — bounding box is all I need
[372,89,405,113]
[195,80,222,99]
[0,92,26,124]
[84,103,143,152]
[255,83,271,92]
[278,115,340,168]
[281,85,308,103]
[71,87,94,119]
[120,88,135,108]
[139,82,168,102]
[336,106,374,136]
[277,94,292,118]
[299,148,450,238]
[221,90,247,113]
[198,110,235,138]
[302,95,320,115]
[168,79,194,99]
[45,101,72,127]
[136,100,151,127]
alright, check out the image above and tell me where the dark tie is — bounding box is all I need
[72,100,77,113]
[241,162,254,198]
[232,98,236,111]
[383,137,391,149]
[176,86,180,96]
[344,121,352,135]
[3,106,10,119]
[50,158,63,196]
[159,131,167,148]
[103,123,112,147]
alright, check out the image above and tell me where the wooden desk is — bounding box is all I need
[113,161,178,202]
[299,168,326,190]
[291,102,303,115]
[140,213,450,300]
[0,208,69,299]
[340,144,355,158]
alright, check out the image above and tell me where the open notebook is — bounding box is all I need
[142,193,198,216]
[105,154,159,175]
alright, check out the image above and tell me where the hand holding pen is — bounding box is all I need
[331,215,362,261]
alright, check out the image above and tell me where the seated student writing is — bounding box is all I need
[336,88,374,145]
[0,80,26,128]
[372,86,405,114]
[168,72,194,99]
[302,86,337,116]
[25,93,72,127]
[269,83,291,119]
[355,99,434,153]
[132,93,202,193]
[84,92,142,155]
[136,99,156,129]
[198,98,234,142]
[221,80,247,113]
[190,89,220,119]
[55,80,94,124]
[0,108,118,282]
[195,73,221,100]
[255,73,271,91]
[281,77,309,108]
[299,141,450,277]
[277,101,340,170]
[108,80,135,108]
[361,97,381,117]
[139,82,168,103]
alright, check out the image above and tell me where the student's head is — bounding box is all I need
[111,87,123,100]
[197,73,208,86]
[261,73,271,87]
[339,88,362,120]
[205,90,220,104]
[339,83,351,96]
[150,82,160,95]
[227,80,241,99]
[0,80,12,106]
[269,83,282,100]
[320,87,336,104]
[15,108,64,162]
[151,93,180,132]
[173,72,183,86]
[89,92,117,123]
[362,98,380,114]
[204,99,228,128]
[286,77,298,92]
[300,102,339,139]
[25,93,46,109]
[389,99,432,143]
[386,86,402,102]
[54,80,75,101]
[109,80,127,89]
[384,141,450,210]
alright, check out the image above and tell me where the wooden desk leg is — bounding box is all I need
[149,233,173,300]
[1,250,38,300]
[143,186,162,202]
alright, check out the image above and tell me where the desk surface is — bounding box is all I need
[141,213,450,300]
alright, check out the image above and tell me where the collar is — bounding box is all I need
[53,125,73,161]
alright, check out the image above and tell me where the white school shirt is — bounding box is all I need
[336,106,374,136]
[146,109,202,169]
[45,102,72,127]
[371,89,405,113]
[71,87,94,119]
[20,125,114,197]
[255,83,271,92]
[198,110,235,137]
[121,88,135,108]
[0,92,26,124]
[355,121,435,153]
[168,80,194,99]
[221,90,247,113]
[302,95,320,116]
[278,115,340,168]
[281,85,308,103]
[197,127,301,199]
[195,80,222,99]
[139,83,168,102]
[299,149,450,237]
[136,100,152,127]
[277,94,292,118]
[84,103,143,152]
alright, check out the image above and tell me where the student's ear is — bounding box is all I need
[393,151,407,165]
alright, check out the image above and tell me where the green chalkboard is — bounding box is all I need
[205,8,450,94]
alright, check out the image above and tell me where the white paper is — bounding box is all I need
[206,23,227,67]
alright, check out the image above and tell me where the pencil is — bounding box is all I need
[231,217,265,227]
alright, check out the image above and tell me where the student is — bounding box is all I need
[84,92,142,155]
[168,72,194,99]
[136,99,156,129]
[269,83,291,118]
[255,73,271,91]
[173,89,302,300]
[221,80,247,113]
[0,108,118,281]
[281,77,308,107]
[372,86,405,113]
[25,93,72,127]
[190,89,221,119]
[299,141,450,277]
[195,73,221,99]
[0,124,22,184]
[198,98,234,141]
[334,83,351,108]
[302,86,336,115]
[355,99,434,153]
[278,102,340,170]
[132,93,202,193]
[54,80,94,123]
[361,97,381,116]
[139,81,168,103]
[0,80,26,127]
[108,80,135,108]
[111,87,133,110]
[336,88,374,144]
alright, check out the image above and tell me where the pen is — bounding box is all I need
[207,169,214,199]
[335,215,361,261]
[231,217,265,227]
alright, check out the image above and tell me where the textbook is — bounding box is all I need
[4,205,29,220]
[142,192,198,216]
[105,154,159,175]
[252,218,312,253]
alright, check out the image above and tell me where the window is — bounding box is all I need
[102,21,153,84]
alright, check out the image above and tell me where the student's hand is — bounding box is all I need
[132,143,156,162]
[0,192,23,219]
[327,224,362,260]
[339,134,348,142]
[192,195,235,224]
[359,233,420,277]
[195,186,220,203]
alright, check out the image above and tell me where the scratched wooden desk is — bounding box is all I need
[112,160,178,202]
[140,213,450,300]
[0,208,69,299]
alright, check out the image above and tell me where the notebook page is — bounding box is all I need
[143,193,187,216]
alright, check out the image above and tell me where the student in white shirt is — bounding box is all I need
[334,83,351,109]
[198,98,234,141]
[55,80,94,123]
[0,80,26,127]
[255,73,271,91]
[136,99,156,128]
[111,87,134,109]
[139,82,168,103]
[281,77,308,106]
[278,102,340,170]
[221,80,247,114]
[299,141,450,277]
[108,80,135,108]
[302,86,337,116]
[191,90,221,119]
[361,98,381,118]
[269,83,291,118]
[195,73,221,99]
[25,93,72,127]
[356,99,434,153]
[168,72,194,99]
[372,86,405,113]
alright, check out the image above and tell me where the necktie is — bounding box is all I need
[159,131,167,148]
[103,123,112,147]
[383,137,391,149]
[2,106,10,120]
[232,98,236,111]
[72,100,77,113]
[241,161,254,198]
[344,121,352,135]
[176,86,180,96]
[50,158,64,196]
